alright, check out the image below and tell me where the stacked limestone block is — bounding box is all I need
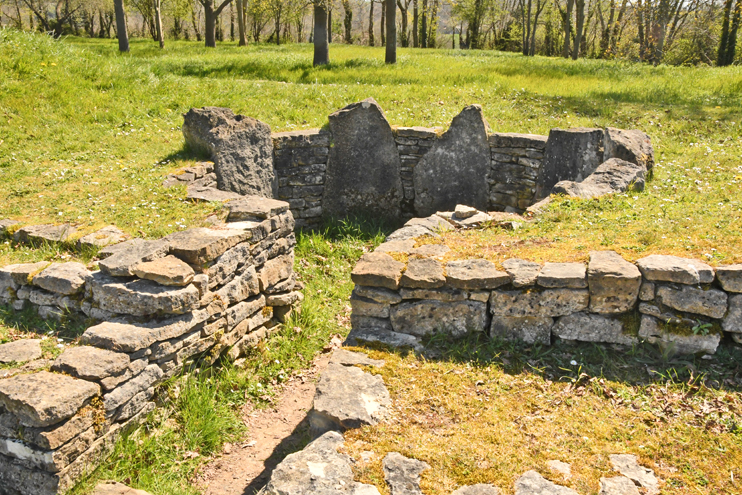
[0,198,301,495]
[349,221,742,356]
[273,129,330,230]
[488,133,548,212]
[393,127,439,216]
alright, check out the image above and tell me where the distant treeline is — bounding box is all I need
[1,0,739,66]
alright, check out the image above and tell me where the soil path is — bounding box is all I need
[195,352,333,495]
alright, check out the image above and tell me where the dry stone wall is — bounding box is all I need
[0,196,301,495]
[348,211,742,357]
[181,99,654,224]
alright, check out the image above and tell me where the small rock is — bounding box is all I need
[133,255,195,287]
[604,127,654,170]
[99,238,170,276]
[636,255,714,285]
[32,262,91,295]
[51,346,130,381]
[0,219,19,237]
[13,224,76,245]
[383,452,430,495]
[353,286,402,305]
[609,454,659,495]
[400,258,446,289]
[716,264,742,293]
[77,226,129,249]
[446,259,510,290]
[352,252,406,290]
[514,470,578,495]
[92,482,153,495]
[386,225,438,242]
[599,476,640,495]
[502,259,541,288]
[537,262,587,289]
[452,484,502,495]
[351,294,390,318]
[546,460,571,478]
[405,215,454,232]
[454,204,479,219]
[456,211,493,228]
[0,339,42,364]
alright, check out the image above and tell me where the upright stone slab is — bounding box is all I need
[604,127,654,171]
[537,127,604,199]
[413,105,491,216]
[182,107,275,197]
[322,98,403,219]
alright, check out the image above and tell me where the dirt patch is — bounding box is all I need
[195,352,333,495]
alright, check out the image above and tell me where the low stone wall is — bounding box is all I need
[0,196,301,495]
[180,99,654,224]
[348,214,742,356]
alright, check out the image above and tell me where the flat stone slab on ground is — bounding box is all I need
[588,251,642,314]
[410,244,450,258]
[33,262,91,295]
[166,227,252,265]
[609,454,659,495]
[77,226,128,249]
[546,460,571,478]
[51,346,130,381]
[98,238,170,276]
[133,255,195,287]
[383,452,430,495]
[636,255,714,285]
[446,259,510,290]
[502,259,541,288]
[537,262,587,289]
[386,225,438,242]
[257,431,380,495]
[345,327,424,353]
[599,476,640,495]
[310,362,390,435]
[0,339,42,364]
[0,371,100,427]
[351,252,406,290]
[452,484,502,495]
[92,482,153,495]
[514,470,578,495]
[13,224,76,245]
[375,239,416,254]
[331,349,384,368]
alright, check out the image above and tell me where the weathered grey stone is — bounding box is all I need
[599,477,640,495]
[310,362,390,435]
[375,239,416,254]
[391,300,488,337]
[206,242,252,289]
[353,286,402,305]
[0,339,42,364]
[350,295,390,318]
[552,158,645,199]
[716,264,742,293]
[345,326,424,352]
[330,349,384,367]
[225,195,289,221]
[537,127,604,199]
[82,311,208,353]
[490,289,589,317]
[90,272,200,316]
[266,290,303,306]
[638,315,720,356]
[92,481,153,495]
[407,244,447,259]
[723,294,742,334]
[225,294,267,327]
[0,262,50,295]
[383,452,430,495]
[132,255,194,287]
[656,285,727,319]
[414,105,491,215]
[22,409,95,451]
[30,262,90,296]
[386,225,438,242]
[51,346,129,381]
[604,127,654,171]
[514,470,578,495]
[399,287,467,301]
[404,215,454,232]
[502,259,541,288]
[182,107,275,197]
[588,251,641,313]
[537,262,587,289]
[103,365,163,412]
[258,431,381,495]
[322,98,402,219]
[553,313,637,345]
[76,226,128,250]
[490,316,552,345]
[13,224,76,245]
[454,204,479,219]
[115,386,155,421]
[352,252,406,290]
[636,255,714,285]
[0,372,100,427]
[396,126,439,139]
[609,454,659,495]
[452,484,502,495]
[98,239,170,277]
[166,227,252,265]
[0,219,19,237]
[186,185,243,202]
[400,258,446,289]
[446,259,510,290]
[546,460,571,478]
[639,282,655,301]
[257,254,293,292]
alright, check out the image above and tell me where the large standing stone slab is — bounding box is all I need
[98,239,170,277]
[537,127,604,199]
[352,252,406,290]
[553,313,637,345]
[390,300,488,337]
[413,105,491,216]
[514,470,578,495]
[635,255,714,285]
[309,362,390,435]
[13,224,76,245]
[383,452,430,495]
[51,346,129,381]
[322,98,403,219]
[182,107,275,197]
[0,339,42,364]
[588,251,641,314]
[552,158,645,199]
[446,259,510,290]
[604,127,654,171]
[0,372,100,427]
[32,262,91,295]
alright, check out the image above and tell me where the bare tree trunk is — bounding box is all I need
[114,0,129,51]
[413,0,418,46]
[562,0,574,57]
[342,0,352,43]
[420,0,427,47]
[572,0,585,59]
[381,0,386,45]
[313,3,329,65]
[385,0,396,62]
[397,0,408,46]
[328,6,332,42]
[154,0,165,48]
[368,0,375,45]
[236,0,246,44]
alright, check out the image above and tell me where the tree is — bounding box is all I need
[420,0,427,46]
[236,0,246,44]
[368,0,375,45]
[397,0,411,46]
[22,0,82,37]
[412,0,418,46]
[519,0,546,55]
[153,0,164,47]
[314,1,330,64]
[571,0,584,59]
[341,0,352,42]
[197,0,233,46]
[385,0,396,61]
[114,0,129,50]
[718,0,741,66]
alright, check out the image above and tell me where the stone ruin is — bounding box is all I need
[174,98,653,227]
